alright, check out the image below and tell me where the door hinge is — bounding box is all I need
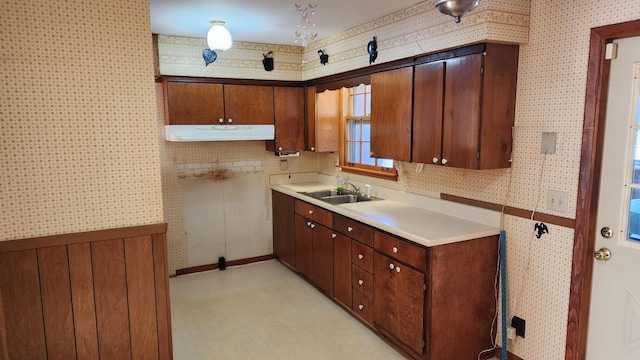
[476,151,480,159]
[423,340,426,349]
[423,282,427,292]
[480,66,484,76]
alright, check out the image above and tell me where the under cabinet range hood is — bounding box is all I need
[165,124,275,142]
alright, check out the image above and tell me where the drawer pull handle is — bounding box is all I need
[358,254,364,260]
[396,266,401,273]
[219,118,224,123]
[348,226,353,232]
[392,246,398,253]
[309,210,313,215]
[389,263,395,270]
[332,233,336,238]
[310,146,315,151]
[310,223,315,229]
[228,118,233,123]
[358,279,364,286]
[358,304,364,310]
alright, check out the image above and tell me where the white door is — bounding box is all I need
[587,36,640,360]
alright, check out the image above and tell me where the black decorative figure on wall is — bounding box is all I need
[263,51,274,71]
[202,49,217,66]
[318,50,329,65]
[367,36,378,64]
[535,222,549,239]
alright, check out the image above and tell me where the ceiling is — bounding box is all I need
[149,0,427,46]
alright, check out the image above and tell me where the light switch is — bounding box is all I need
[541,132,557,154]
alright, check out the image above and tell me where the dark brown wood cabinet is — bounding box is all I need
[164,82,224,125]
[370,67,414,162]
[306,86,340,152]
[413,43,519,169]
[163,80,275,125]
[294,200,334,296]
[271,191,499,360]
[272,190,296,268]
[267,86,305,153]
[373,237,425,357]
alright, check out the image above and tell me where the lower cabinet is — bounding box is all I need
[373,251,425,356]
[272,192,499,360]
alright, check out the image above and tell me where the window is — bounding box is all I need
[626,64,640,242]
[341,84,396,180]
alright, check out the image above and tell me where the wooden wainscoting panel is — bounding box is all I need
[38,246,76,360]
[68,243,100,360]
[0,250,47,359]
[125,235,160,360]
[92,239,132,359]
[152,233,173,360]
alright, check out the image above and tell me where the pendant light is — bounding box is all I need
[207,20,232,50]
[435,0,479,23]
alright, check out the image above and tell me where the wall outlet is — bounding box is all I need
[507,326,517,340]
[547,189,568,213]
[511,316,526,338]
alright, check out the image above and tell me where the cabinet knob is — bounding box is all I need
[369,152,374,157]
[441,158,448,165]
[392,246,398,253]
[358,304,364,310]
[358,254,364,260]
[347,226,353,232]
[309,210,313,215]
[432,157,439,164]
[228,118,233,123]
[307,221,311,227]
[396,266,401,273]
[389,263,395,270]
[358,279,364,286]
[310,146,315,151]
[310,223,315,229]
[219,118,224,123]
[332,233,336,238]
[278,146,283,151]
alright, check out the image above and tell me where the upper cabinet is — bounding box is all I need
[268,86,305,153]
[163,80,274,125]
[370,67,413,162]
[413,43,519,169]
[306,86,340,152]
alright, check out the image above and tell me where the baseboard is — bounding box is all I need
[175,254,276,276]
[494,347,524,360]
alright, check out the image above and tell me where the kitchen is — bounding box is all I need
[2,0,640,359]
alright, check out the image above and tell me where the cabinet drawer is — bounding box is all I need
[374,231,426,269]
[333,214,373,246]
[352,265,373,299]
[352,290,373,325]
[351,240,373,273]
[294,200,332,228]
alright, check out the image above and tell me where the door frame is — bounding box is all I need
[566,19,640,360]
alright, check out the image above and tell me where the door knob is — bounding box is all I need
[600,227,613,239]
[594,248,612,261]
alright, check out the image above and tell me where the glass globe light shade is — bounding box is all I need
[207,20,232,51]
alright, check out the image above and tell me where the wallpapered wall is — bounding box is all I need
[158,1,640,360]
[1,0,164,241]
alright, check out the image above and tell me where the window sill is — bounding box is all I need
[341,165,398,181]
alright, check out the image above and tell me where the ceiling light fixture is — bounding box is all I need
[207,20,232,50]
[435,0,479,23]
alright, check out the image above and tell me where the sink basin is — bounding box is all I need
[302,189,380,205]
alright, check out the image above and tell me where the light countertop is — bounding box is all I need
[272,183,501,247]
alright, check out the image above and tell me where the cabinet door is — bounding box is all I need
[313,224,334,296]
[294,214,314,280]
[370,67,413,161]
[272,191,295,268]
[373,252,424,356]
[272,87,305,152]
[164,82,224,125]
[442,53,483,169]
[312,89,341,152]
[224,85,274,124]
[412,62,445,165]
[333,232,351,307]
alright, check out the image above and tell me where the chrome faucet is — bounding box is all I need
[346,182,360,194]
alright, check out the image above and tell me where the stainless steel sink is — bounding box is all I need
[302,189,380,205]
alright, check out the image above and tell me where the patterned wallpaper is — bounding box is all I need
[1,0,164,241]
